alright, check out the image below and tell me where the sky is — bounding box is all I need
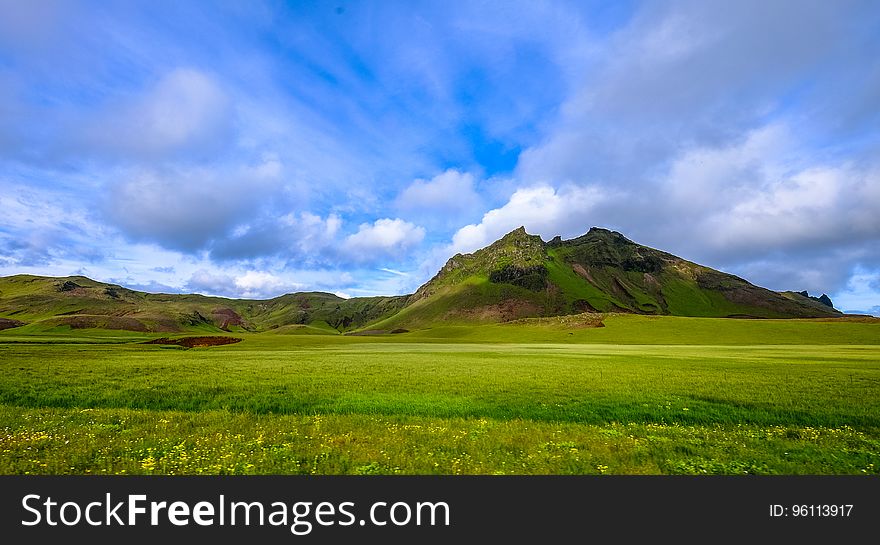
[1,0,879,314]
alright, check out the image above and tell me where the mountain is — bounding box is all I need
[0,227,840,334]
[367,227,840,329]
[0,275,405,334]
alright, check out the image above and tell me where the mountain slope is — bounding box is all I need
[369,227,840,329]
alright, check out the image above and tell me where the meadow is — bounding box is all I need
[1,315,878,474]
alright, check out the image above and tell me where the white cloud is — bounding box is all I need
[186,269,236,296]
[343,218,425,260]
[379,268,409,277]
[708,167,845,249]
[663,124,791,213]
[649,125,880,263]
[287,212,342,252]
[234,271,302,298]
[514,0,877,191]
[141,69,229,149]
[106,159,282,252]
[88,68,233,159]
[186,269,304,299]
[449,184,605,254]
[209,211,341,263]
[395,169,483,225]
[0,181,111,266]
[831,267,880,314]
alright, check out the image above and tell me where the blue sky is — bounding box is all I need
[1,0,879,314]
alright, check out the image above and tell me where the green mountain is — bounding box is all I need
[0,275,406,334]
[369,227,840,329]
[0,226,840,334]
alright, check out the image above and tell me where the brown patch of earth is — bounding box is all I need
[0,318,26,330]
[56,281,91,297]
[572,299,599,313]
[570,263,597,285]
[143,336,242,348]
[643,272,660,289]
[610,277,636,304]
[212,307,244,330]
[454,299,543,322]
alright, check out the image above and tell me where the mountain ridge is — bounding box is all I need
[367,226,840,330]
[0,226,843,334]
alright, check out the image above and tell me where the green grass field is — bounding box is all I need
[1,315,878,474]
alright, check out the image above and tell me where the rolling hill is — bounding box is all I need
[0,227,841,334]
[0,275,406,335]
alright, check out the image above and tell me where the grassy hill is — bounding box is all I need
[0,274,406,334]
[0,226,842,334]
[369,227,840,330]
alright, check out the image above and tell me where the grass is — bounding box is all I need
[544,250,620,312]
[2,407,876,475]
[0,315,878,474]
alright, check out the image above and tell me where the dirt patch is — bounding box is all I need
[454,298,543,322]
[56,281,90,297]
[572,299,599,313]
[212,308,244,330]
[143,336,242,348]
[570,263,598,285]
[610,277,635,304]
[0,318,26,331]
[643,273,660,289]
